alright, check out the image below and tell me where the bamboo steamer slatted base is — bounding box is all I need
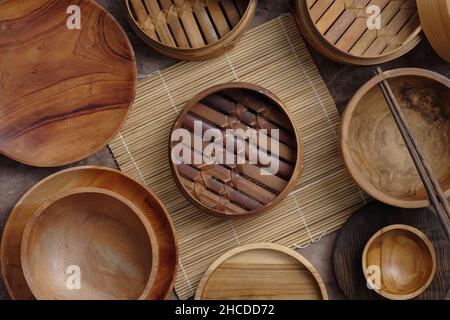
[124,0,257,60]
[294,0,422,65]
[109,15,371,299]
[170,83,303,219]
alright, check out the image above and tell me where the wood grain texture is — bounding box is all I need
[0,166,178,300]
[195,243,328,300]
[123,0,257,60]
[169,82,304,219]
[417,0,450,62]
[0,0,136,167]
[332,202,450,300]
[21,188,159,300]
[341,68,450,208]
[293,0,422,65]
[362,224,436,300]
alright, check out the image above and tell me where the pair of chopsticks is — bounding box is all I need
[376,67,450,240]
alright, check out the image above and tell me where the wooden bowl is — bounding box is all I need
[195,243,328,300]
[417,0,450,62]
[1,166,178,300]
[341,68,450,208]
[21,188,159,300]
[294,0,422,65]
[169,82,304,219]
[123,0,257,60]
[0,0,136,167]
[362,224,436,300]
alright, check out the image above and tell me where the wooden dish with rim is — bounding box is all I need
[0,0,136,167]
[169,82,304,219]
[195,243,328,300]
[123,0,257,60]
[21,188,158,300]
[294,0,422,65]
[362,224,436,300]
[0,166,178,300]
[341,68,450,208]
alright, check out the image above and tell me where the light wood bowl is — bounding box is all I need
[0,0,136,167]
[294,0,422,65]
[195,243,328,300]
[20,188,159,300]
[169,82,303,219]
[123,0,257,60]
[341,68,450,208]
[362,224,436,300]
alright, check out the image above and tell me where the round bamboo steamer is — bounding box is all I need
[169,82,304,219]
[195,243,328,300]
[341,68,450,208]
[294,0,422,65]
[362,225,436,300]
[417,0,450,62]
[123,0,257,61]
[21,188,159,300]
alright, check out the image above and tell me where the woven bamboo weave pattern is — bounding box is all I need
[109,15,371,299]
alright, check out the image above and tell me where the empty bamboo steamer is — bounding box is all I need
[123,0,257,60]
[169,83,304,219]
[294,0,423,65]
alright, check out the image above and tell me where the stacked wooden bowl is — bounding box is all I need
[123,0,257,60]
[1,167,178,300]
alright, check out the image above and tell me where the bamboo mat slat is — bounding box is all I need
[109,14,370,300]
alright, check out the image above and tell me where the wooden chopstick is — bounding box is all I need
[376,68,450,240]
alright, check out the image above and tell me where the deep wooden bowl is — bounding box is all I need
[123,0,257,60]
[362,224,436,300]
[169,82,304,219]
[1,166,178,300]
[195,243,328,300]
[21,188,159,300]
[0,0,136,167]
[294,0,422,65]
[341,68,450,208]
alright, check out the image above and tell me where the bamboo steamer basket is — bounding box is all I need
[169,82,304,219]
[123,0,257,60]
[417,0,450,62]
[294,0,423,65]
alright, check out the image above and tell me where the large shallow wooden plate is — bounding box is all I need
[0,166,178,300]
[0,0,136,167]
[195,243,328,300]
[332,202,450,300]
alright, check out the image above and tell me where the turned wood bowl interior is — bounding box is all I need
[342,69,450,208]
[362,224,436,300]
[21,188,158,300]
[125,0,252,49]
[169,83,303,218]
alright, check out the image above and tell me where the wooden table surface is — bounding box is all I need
[0,0,449,300]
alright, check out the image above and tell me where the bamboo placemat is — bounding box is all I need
[109,14,370,300]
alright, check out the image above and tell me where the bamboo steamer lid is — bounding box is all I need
[417,0,450,62]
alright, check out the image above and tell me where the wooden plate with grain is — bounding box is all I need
[0,0,136,167]
[169,83,303,219]
[195,243,328,300]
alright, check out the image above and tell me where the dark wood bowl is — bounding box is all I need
[21,188,159,300]
[169,82,304,219]
[362,224,436,300]
[341,68,450,208]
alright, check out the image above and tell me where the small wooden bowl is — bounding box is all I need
[195,243,328,300]
[123,0,257,60]
[169,82,303,219]
[0,0,136,167]
[341,68,450,208]
[294,0,422,65]
[21,188,159,300]
[362,224,436,300]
